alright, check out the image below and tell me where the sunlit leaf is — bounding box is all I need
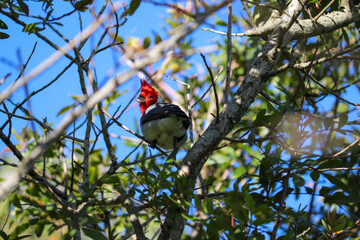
[35,220,46,237]
[203,199,214,215]
[57,105,73,116]
[143,36,151,49]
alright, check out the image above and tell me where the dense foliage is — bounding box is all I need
[0,0,359,239]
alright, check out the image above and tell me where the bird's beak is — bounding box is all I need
[136,96,145,103]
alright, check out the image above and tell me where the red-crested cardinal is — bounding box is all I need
[136,80,190,150]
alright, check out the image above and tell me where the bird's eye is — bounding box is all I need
[148,95,153,99]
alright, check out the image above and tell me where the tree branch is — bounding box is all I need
[202,4,360,41]
[160,0,308,238]
[0,0,228,202]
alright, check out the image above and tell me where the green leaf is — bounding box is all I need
[0,230,8,240]
[17,0,29,15]
[11,194,21,208]
[215,19,227,26]
[82,228,107,240]
[338,113,348,129]
[74,0,94,11]
[35,220,46,237]
[247,128,255,146]
[194,195,202,210]
[52,22,64,27]
[259,159,274,190]
[100,175,120,184]
[181,213,198,221]
[293,175,305,187]
[203,199,214,215]
[143,36,151,49]
[0,20,8,29]
[323,117,333,129]
[253,109,266,127]
[257,94,275,112]
[45,205,56,211]
[128,0,141,16]
[305,187,313,194]
[274,188,294,203]
[253,217,272,225]
[0,32,9,39]
[165,149,178,166]
[89,166,99,185]
[318,159,342,169]
[321,218,329,231]
[10,222,30,238]
[79,216,100,226]
[244,190,255,210]
[319,186,331,196]
[57,105,73,116]
[232,166,246,179]
[310,171,320,181]
[322,173,347,190]
[150,31,162,45]
[45,9,54,21]
[23,23,41,34]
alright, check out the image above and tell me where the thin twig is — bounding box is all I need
[313,0,336,22]
[166,75,193,145]
[332,137,360,157]
[0,59,75,131]
[60,146,68,196]
[304,71,360,107]
[120,216,157,240]
[270,44,360,75]
[100,107,169,158]
[241,0,256,27]
[200,53,220,122]
[223,136,274,143]
[0,3,122,104]
[304,7,331,55]
[191,66,223,108]
[221,2,232,133]
[70,120,76,194]
[0,129,67,201]
[202,27,244,36]
[142,0,195,18]
[260,91,283,105]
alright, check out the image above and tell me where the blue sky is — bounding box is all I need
[0,0,245,157]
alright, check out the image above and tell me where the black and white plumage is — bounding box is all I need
[140,101,190,150]
[137,80,190,150]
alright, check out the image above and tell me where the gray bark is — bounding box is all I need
[159,0,309,239]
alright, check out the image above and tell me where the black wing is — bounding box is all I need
[141,102,190,129]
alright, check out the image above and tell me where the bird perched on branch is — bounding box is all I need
[136,80,190,150]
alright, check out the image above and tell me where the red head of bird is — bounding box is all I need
[136,80,159,115]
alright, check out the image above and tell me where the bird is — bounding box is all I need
[136,80,190,150]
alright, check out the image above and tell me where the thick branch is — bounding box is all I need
[0,0,230,203]
[203,5,360,41]
[159,0,307,238]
